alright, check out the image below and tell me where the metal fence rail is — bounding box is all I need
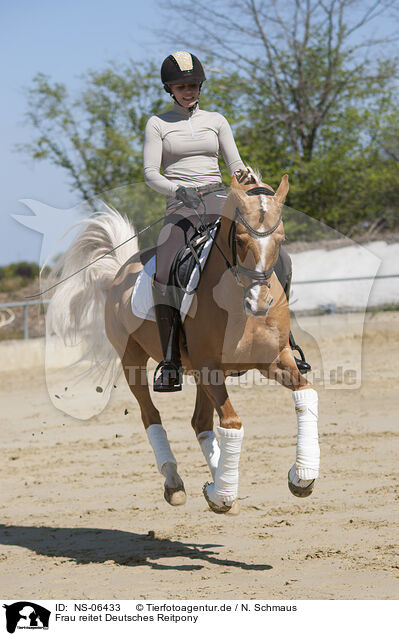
[294,273,399,284]
[0,273,398,339]
[0,299,50,339]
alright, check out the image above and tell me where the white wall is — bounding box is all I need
[290,241,399,312]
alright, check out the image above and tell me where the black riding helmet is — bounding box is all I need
[161,51,206,105]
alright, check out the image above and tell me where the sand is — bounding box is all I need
[0,311,398,600]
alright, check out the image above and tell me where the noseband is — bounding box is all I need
[228,186,282,306]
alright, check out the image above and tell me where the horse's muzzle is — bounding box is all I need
[243,295,273,317]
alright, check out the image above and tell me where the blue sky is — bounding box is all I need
[0,2,395,266]
[0,0,169,265]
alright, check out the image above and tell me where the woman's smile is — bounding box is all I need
[171,83,200,108]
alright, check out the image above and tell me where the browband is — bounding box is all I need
[246,186,275,197]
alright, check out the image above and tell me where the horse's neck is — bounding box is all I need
[221,192,236,222]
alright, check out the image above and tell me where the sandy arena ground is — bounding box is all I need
[0,311,398,600]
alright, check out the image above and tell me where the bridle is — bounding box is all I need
[227,186,282,305]
[180,182,283,312]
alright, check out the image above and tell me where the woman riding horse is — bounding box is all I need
[143,51,310,393]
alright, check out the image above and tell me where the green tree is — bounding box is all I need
[19,60,253,247]
[18,61,174,246]
[19,1,399,239]
[157,0,399,234]
[19,61,168,196]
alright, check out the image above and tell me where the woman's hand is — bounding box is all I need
[175,186,202,209]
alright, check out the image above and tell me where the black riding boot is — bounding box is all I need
[152,282,183,392]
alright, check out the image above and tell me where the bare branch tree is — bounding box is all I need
[155,0,399,160]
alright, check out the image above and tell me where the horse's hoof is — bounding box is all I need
[164,485,186,506]
[202,482,233,514]
[287,470,315,498]
[227,500,240,516]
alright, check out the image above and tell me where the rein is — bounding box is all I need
[32,183,281,304]
[227,186,281,293]
[25,202,186,299]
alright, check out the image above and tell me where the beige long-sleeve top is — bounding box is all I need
[143,101,245,196]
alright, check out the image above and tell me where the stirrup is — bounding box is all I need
[153,360,183,393]
[290,340,311,374]
[295,357,311,374]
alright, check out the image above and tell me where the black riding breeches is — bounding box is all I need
[155,186,226,289]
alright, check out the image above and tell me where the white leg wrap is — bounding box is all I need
[288,464,314,488]
[197,430,220,480]
[146,424,176,473]
[206,426,244,505]
[292,388,320,479]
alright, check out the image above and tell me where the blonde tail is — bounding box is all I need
[44,205,136,418]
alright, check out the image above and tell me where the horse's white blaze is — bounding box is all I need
[257,232,270,271]
[260,193,268,217]
[248,193,270,310]
[246,232,270,312]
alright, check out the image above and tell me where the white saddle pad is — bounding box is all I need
[131,230,216,322]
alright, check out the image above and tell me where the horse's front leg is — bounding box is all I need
[200,372,244,514]
[262,346,320,497]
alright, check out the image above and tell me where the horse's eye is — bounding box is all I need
[236,237,244,248]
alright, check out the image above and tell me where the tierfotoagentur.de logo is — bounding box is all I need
[2,602,51,633]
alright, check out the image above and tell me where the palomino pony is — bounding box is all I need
[48,167,320,513]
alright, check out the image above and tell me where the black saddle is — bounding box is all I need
[169,219,221,307]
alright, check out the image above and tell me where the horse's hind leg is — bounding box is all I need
[261,346,320,498]
[191,385,220,480]
[122,338,186,506]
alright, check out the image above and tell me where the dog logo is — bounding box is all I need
[3,602,50,633]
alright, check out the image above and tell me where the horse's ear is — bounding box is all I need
[275,174,289,202]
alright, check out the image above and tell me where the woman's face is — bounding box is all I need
[170,82,200,108]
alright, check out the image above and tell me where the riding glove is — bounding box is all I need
[175,186,202,209]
